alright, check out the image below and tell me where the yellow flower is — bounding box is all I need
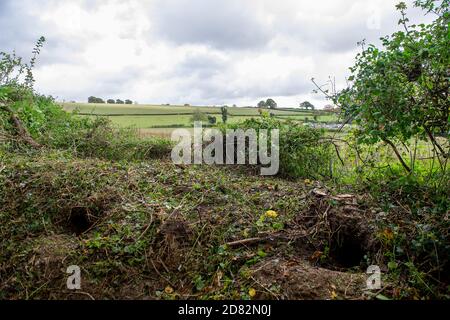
[249,288,256,298]
[164,286,174,294]
[330,290,338,300]
[304,179,312,185]
[265,210,278,218]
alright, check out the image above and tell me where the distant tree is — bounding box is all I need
[266,99,277,109]
[300,101,315,110]
[221,106,228,124]
[125,99,133,104]
[116,99,124,104]
[184,104,191,107]
[88,96,105,104]
[107,99,115,104]
[257,100,267,108]
[88,96,96,103]
[207,115,217,125]
[232,104,237,108]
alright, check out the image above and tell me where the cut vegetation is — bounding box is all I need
[0,1,449,301]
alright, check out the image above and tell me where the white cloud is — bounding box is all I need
[0,0,435,108]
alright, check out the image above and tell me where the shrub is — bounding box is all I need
[207,115,217,125]
[221,106,228,124]
[331,1,449,173]
[225,116,334,179]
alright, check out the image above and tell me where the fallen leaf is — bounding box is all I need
[310,251,323,261]
[164,286,174,294]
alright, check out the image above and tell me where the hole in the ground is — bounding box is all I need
[329,231,366,268]
[68,207,94,235]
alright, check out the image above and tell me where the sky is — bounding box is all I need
[0,0,434,108]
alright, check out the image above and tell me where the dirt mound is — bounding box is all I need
[252,258,366,300]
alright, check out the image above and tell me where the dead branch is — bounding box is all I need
[225,231,307,247]
[0,102,42,149]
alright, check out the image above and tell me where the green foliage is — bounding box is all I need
[221,106,228,124]
[88,96,105,104]
[265,98,277,109]
[116,99,124,105]
[0,36,45,91]
[367,170,450,298]
[107,99,115,104]
[258,99,277,109]
[207,115,217,125]
[257,101,266,108]
[125,99,133,105]
[226,116,334,179]
[334,2,449,170]
[300,101,315,110]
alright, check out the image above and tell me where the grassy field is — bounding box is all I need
[62,103,339,133]
[62,103,319,116]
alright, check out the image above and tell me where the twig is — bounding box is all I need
[225,232,307,247]
[74,291,96,300]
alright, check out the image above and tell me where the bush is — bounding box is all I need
[0,92,172,160]
[332,1,449,173]
[225,117,334,179]
[207,115,217,125]
[363,170,450,298]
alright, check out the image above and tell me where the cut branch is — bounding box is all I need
[0,103,42,149]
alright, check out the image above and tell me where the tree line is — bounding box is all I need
[257,98,316,110]
[88,96,133,104]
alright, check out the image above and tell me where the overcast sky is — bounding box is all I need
[0,0,433,108]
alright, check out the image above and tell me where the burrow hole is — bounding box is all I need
[68,207,96,235]
[329,228,367,268]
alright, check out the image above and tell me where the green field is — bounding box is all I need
[63,103,317,116]
[62,103,339,133]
